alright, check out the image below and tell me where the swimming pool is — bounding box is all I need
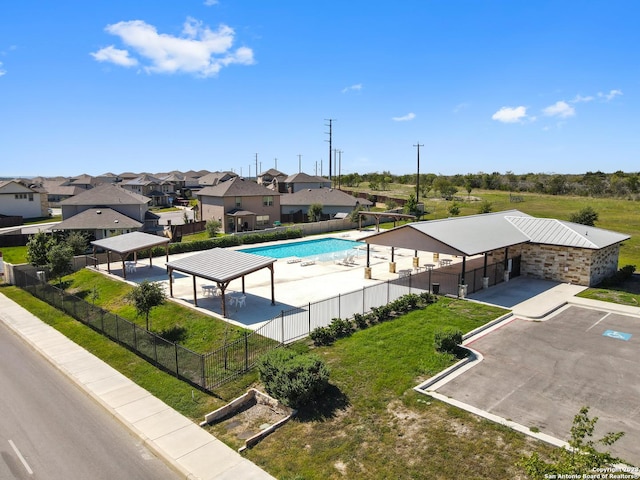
[239,238,365,260]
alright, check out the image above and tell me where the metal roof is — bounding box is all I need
[166,248,276,283]
[506,216,630,249]
[91,231,170,254]
[365,209,630,256]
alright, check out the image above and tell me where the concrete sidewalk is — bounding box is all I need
[0,292,275,480]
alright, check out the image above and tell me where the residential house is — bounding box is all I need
[280,187,372,223]
[281,172,331,193]
[121,174,175,206]
[257,168,287,188]
[56,184,159,240]
[0,180,46,219]
[197,177,281,233]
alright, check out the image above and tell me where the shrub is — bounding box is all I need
[434,327,462,354]
[329,317,353,338]
[353,313,368,330]
[310,326,334,346]
[258,348,330,408]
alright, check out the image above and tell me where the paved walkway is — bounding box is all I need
[0,292,275,480]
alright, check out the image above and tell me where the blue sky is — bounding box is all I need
[1,1,638,178]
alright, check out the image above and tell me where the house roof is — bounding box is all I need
[124,174,167,186]
[0,180,36,194]
[198,176,280,198]
[365,209,630,256]
[259,168,286,177]
[198,171,238,186]
[60,183,150,206]
[51,208,143,231]
[91,231,169,254]
[45,185,85,196]
[284,172,330,183]
[280,187,373,207]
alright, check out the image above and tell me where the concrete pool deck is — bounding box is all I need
[95,229,457,330]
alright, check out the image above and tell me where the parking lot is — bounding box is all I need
[434,304,640,465]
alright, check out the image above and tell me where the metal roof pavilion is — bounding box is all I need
[91,231,170,280]
[166,248,276,317]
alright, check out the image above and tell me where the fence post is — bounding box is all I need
[175,343,179,378]
[281,310,285,345]
[133,324,137,350]
[201,354,206,390]
[244,332,249,371]
[115,315,120,342]
[308,303,311,335]
[362,286,365,314]
[153,334,158,363]
[338,293,341,319]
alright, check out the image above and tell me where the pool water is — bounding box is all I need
[239,238,365,260]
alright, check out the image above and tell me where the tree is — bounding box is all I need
[569,206,598,226]
[403,193,421,219]
[448,203,461,216]
[308,203,323,222]
[47,242,74,287]
[27,231,55,267]
[125,280,166,330]
[519,406,624,478]
[66,231,89,255]
[205,219,221,237]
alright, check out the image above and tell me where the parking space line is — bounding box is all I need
[586,312,611,331]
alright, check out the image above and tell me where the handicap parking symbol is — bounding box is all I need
[603,329,632,341]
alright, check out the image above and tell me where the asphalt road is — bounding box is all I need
[0,322,179,480]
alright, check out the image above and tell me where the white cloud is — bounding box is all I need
[491,106,528,123]
[572,94,594,103]
[90,45,138,67]
[453,102,469,113]
[341,83,362,93]
[0,61,6,76]
[543,101,575,118]
[92,17,254,77]
[204,0,218,5]
[392,112,416,122]
[598,89,623,101]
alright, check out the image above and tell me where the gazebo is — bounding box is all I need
[165,248,276,318]
[91,231,170,280]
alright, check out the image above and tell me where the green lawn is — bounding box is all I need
[63,268,257,353]
[211,299,555,480]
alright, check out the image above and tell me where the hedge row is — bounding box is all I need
[137,228,304,258]
[310,292,438,346]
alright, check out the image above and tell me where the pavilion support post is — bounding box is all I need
[149,250,153,269]
[165,244,169,262]
[364,245,371,279]
[482,253,489,289]
[168,267,174,297]
[269,264,275,305]
[242,276,245,294]
[107,251,111,274]
[193,275,198,307]
[503,247,510,282]
[121,255,127,280]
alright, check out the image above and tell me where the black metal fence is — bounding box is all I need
[14,269,207,390]
[13,256,519,390]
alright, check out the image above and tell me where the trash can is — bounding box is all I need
[432,283,440,295]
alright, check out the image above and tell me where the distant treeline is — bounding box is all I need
[338,170,640,198]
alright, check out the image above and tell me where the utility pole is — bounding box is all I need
[413,142,424,200]
[255,153,258,178]
[315,161,318,176]
[275,158,277,170]
[324,118,335,181]
[298,154,302,173]
[338,149,343,189]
